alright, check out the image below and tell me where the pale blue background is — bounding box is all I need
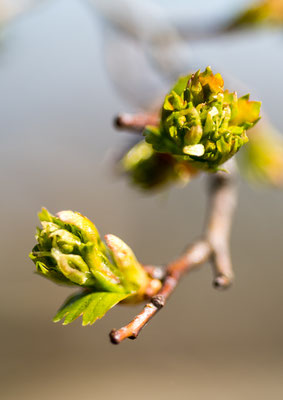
[0,1,282,399]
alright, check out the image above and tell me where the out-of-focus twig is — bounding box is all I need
[0,0,46,26]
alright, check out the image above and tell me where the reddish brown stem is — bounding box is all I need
[110,241,211,344]
[142,265,166,280]
[110,160,237,344]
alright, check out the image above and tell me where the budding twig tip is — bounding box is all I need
[109,329,120,345]
[114,115,123,128]
[213,276,233,289]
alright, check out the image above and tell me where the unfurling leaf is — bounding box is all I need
[53,291,130,325]
[30,209,162,325]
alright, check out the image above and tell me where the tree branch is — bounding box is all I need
[110,114,238,344]
[206,162,237,287]
[115,112,159,132]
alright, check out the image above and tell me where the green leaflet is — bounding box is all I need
[171,74,190,95]
[34,260,75,286]
[53,291,130,326]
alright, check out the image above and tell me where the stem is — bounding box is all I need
[110,160,237,344]
[114,112,159,132]
[206,161,237,287]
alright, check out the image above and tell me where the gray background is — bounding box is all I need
[0,1,282,399]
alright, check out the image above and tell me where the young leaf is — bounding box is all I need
[105,234,149,293]
[53,291,130,326]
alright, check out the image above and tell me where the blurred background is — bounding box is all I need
[0,0,282,399]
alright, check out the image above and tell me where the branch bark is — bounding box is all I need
[110,114,238,344]
[206,162,237,287]
[115,112,159,132]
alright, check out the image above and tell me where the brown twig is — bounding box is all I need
[206,162,237,287]
[142,265,166,281]
[110,114,237,345]
[115,112,159,132]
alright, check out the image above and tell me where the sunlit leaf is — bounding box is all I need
[53,291,130,326]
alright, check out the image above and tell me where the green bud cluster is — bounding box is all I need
[30,208,154,298]
[144,66,261,171]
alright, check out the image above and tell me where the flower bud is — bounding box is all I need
[30,208,161,302]
[144,66,261,171]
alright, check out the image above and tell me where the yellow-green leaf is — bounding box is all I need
[53,291,130,326]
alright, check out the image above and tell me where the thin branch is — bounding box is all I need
[110,240,211,344]
[114,112,159,132]
[142,265,166,281]
[206,162,237,287]
[110,139,238,344]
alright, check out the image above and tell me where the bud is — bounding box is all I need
[105,234,161,302]
[144,66,261,171]
[30,208,160,300]
[121,140,198,190]
[228,0,283,29]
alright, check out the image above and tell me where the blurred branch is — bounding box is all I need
[110,114,237,344]
[88,0,283,90]
[87,0,193,81]
[0,0,46,26]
